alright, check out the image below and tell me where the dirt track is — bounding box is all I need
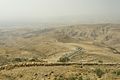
[0,62,120,71]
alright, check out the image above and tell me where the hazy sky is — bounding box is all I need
[0,0,120,24]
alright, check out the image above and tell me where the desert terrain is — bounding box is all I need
[0,24,120,80]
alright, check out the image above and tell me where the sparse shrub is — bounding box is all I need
[95,68,104,78]
[54,75,84,80]
[12,57,27,62]
[112,70,120,76]
[54,75,65,80]
[13,58,22,62]
[85,77,90,80]
[116,71,120,76]
[98,60,103,63]
[3,74,15,80]
[18,74,23,78]
[58,56,70,62]
[78,76,83,80]
[67,75,77,80]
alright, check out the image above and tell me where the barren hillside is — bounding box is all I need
[0,24,120,80]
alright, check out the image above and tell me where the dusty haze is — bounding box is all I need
[0,0,120,24]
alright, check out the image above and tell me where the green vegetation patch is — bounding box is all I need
[112,69,120,76]
[94,68,104,78]
[58,56,70,62]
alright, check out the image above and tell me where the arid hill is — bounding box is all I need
[0,24,120,80]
